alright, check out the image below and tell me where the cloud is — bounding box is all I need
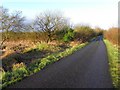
[64,7,117,29]
[2,0,119,29]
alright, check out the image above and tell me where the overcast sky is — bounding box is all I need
[1,0,119,29]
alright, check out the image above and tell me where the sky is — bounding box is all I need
[1,0,119,29]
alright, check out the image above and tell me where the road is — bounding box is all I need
[8,40,113,88]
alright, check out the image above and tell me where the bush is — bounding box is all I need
[104,27,118,45]
[55,27,75,43]
[63,29,75,42]
[74,25,96,42]
[1,31,48,43]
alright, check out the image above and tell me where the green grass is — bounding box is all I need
[1,42,88,89]
[104,39,119,88]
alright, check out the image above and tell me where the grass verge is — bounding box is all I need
[104,39,120,88]
[1,42,88,89]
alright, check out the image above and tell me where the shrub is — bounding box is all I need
[104,27,118,45]
[63,29,75,42]
[74,25,96,42]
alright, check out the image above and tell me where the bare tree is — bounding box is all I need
[0,7,25,46]
[33,10,69,43]
[0,7,9,46]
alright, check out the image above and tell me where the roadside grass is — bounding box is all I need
[104,40,119,88]
[1,42,88,89]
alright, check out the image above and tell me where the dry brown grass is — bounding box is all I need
[1,40,35,59]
